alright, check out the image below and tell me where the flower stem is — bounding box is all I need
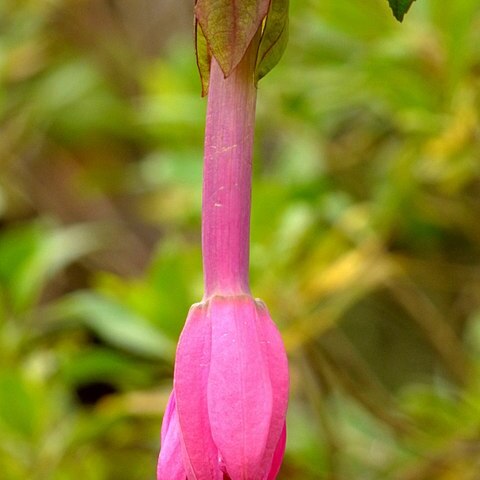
[202,35,259,298]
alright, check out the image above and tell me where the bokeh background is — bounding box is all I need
[2,0,480,478]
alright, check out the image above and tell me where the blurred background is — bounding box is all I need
[1,0,480,478]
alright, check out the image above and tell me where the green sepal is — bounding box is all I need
[255,0,289,83]
[195,0,271,77]
[195,20,211,97]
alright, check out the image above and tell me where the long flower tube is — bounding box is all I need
[157,29,289,480]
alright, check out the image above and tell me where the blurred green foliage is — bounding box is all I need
[1,0,480,478]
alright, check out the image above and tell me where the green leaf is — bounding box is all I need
[195,0,271,76]
[61,348,152,389]
[0,223,102,312]
[195,21,211,96]
[50,292,176,361]
[255,0,289,83]
[387,0,416,22]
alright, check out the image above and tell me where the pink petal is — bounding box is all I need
[255,301,289,475]
[266,423,286,480]
[174,302,222,480]
[157,393,187,480]
[161,391,176,444]
[207,295,273,480]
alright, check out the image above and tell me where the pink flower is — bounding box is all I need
[157,294,288,480]
[157,20,289,480]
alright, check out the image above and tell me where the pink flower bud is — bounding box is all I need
[157,294,289,480]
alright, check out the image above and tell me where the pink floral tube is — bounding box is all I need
[157,26,289,480]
